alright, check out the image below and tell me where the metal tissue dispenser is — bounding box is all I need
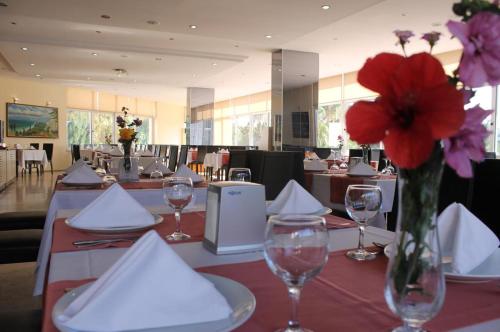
[203,181,266,255]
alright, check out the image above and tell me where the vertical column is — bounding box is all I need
[186,87,214,145]
[271,50,319,150]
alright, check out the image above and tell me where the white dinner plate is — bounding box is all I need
[346,172,377,177]
[384,246,500,283]
[65,214,163,234]
[52,273,256,332]
[265,201,332,216]
[60,181,104,187]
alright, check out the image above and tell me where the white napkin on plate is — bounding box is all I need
[141,150,154,157]
[65,159,86,174]
[304,159,328,171]
[68,183,154,228]
[143,160,172,175]
[173,164,204,183]
[348,162,377,176]
[267,180,324,214]
[62,164,103,184]
[57,230,232,331]
[438,203,499,274]
[109,146,123,156]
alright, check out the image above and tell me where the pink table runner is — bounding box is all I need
[50,212,207,253]
[55,180,208,191]
[42,251,500,332]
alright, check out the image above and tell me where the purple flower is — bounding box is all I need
[116,116,126,128]
[446,12,500,88]
[394,30,414,46]
[133,118,142,126]
[421,31,441,50]
[444,105,493,178]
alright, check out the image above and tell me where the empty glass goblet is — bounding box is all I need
[150,158,164,179]
[264,215,329,332]
[345,184,382,261]
[162,177,193,241]
[228,168,251,182]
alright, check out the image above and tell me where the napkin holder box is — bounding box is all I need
[203,182,266,255]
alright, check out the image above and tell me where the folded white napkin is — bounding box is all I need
[109,146,123,156]
[267,180,324,214]
[62,164,103,184]
[304,159,328,171]
[68,183,154,228]
[438,203,499,274]
[143,160,172,175]
[65,159,86,174]
[348,162,377,176]
[220,149,229,153]
[57,230,232,331]
[326,152,336,160]
[173,164,204,183]
[140,150,154,157]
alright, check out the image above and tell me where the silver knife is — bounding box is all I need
[73,237,139,247]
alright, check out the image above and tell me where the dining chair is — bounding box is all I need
[25,143,40,174]
[178,145,188,166]
[258,152,296,200]
[312,147,331,160]
[225,150,248,180]
[168,145,179,171]
[246,150,264,183]
[72,144,81,162]
[29,143,39,149]
[42,143,54,174]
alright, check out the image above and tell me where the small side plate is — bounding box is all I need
[65,214,163,234]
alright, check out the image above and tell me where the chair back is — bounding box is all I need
[42,143,54,161]
[484,152,496,159]
[226,151,248,180]
[438,164,474,214]
[72,144,81,162]
[178,145,188,165]
[259,152,303,200]
[168,145,179,171]
[228,146,246,151]
[282,144,306,153]
[313,147,331,160]
[196,146,207,163]
[158,145,168,160]
[30,143,40,149]
[206,146,219,154]
[246,150,264,183]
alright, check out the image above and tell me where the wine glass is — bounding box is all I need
[345,184,382,261]
[228,168,251,182]
[162,177,193,241]
[150,158,164,179]
[381,159,395,175]
[264,215,329,332]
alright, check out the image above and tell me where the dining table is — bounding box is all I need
[33,178,209,296]
[16,148,48,172]
[40,206,500,332]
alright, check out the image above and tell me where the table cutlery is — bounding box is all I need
[73,237,139,248]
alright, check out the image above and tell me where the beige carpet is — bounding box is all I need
[0,262,41,331]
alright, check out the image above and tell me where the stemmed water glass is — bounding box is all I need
[162,177,193,241]
[228,168,251,182]
[381,159,395,175]
[345,184,382,261]
[264,215,329,332]
[150,157,164,179]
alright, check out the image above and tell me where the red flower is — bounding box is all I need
[346,53,465,168]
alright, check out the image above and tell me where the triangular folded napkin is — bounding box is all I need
[57,231,232,331]
[68,183,154,228]
[326,152,337,160]
[267,180,324,215]
[348,162,377,176]
[62,164,102,185]
[65,159,86,174]
[438,203,499,274]
[143,160,172,175]
[304,159,328,171]
[173,164,204,183]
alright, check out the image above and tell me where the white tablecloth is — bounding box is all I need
[34,187,207,295]
[186,149,197,164]
[17,149,48,167]
[203,152,228,171]
[304,159,328,171]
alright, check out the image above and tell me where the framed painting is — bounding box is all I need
[6,103,59,138]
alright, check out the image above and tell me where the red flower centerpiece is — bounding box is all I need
[345,1,498,331]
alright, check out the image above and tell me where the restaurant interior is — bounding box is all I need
[0,0,499,331]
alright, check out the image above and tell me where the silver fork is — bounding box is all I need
[73,238,138,248]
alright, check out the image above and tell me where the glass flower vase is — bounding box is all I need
[119,141,138,182]
[384,145,446,332]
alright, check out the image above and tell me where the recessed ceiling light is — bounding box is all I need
[0,2,8,7]
[265,35,272,39]
[333,37,338,41]
[169,37,175,41]
[401,13,407,17]
[189,25,197,29]
[192,74,197,77]
[87,77,91,80]
[133,79,137,83]
[234,44,239,48]
[10,22,16,25]
[101,14,111,19]
[212,63,217,66]
[147,20,159,25]
[29,63,35,67]
[321,5,330,10]
[35,74,41,78]
[155,57,162,61]
[21,47,28,51]
[121,54,128,58]
[91,52,98,56]
[431,22,441,27]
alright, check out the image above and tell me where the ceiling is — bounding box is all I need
[0,0,461,105]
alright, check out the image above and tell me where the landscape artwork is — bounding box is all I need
[6,103,58,138]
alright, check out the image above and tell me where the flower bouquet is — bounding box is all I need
[116,107,142,171]
[345,1,499,330]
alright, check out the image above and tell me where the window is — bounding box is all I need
[316,103,341,147]
[91,112,114,144]
[67,110,91,146]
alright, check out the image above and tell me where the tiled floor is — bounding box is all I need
[0,172,61,213]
